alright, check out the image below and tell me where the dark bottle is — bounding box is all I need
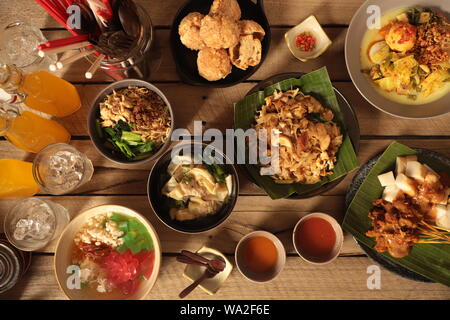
[0,233,31,294]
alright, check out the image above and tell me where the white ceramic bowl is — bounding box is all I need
[87,79,175,165]
[54,205,161,300]
[345,0,450,118]
[292,212,343,265]
[235,231,286,283]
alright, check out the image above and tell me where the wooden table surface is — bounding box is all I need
[1,0,450,300]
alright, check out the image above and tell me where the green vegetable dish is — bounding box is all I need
[161,155,233,222]
[96,86,172,161]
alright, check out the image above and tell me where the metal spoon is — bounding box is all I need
[118,0,142,38]
[94,30,136,59]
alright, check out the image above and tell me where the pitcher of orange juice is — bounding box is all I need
[0,64,81,117]
[0,104,71,153]
[0,159,40,198]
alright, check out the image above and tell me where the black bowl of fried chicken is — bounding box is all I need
[170,0,271,87]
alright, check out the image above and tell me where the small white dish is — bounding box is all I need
[235,231,286,283]
[183,246,233,295]
[284,15,332,62]
[292,212,343,265]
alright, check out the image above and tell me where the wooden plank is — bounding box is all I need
[2,255,449,300]
[13,81,450,137]
[0,195,364,255]
[3,0,365,29]
[2,139,450,196]
[40,27,349,83]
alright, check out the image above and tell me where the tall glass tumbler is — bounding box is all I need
[32,143,94,195]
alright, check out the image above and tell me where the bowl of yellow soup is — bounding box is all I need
[345,0,450,118]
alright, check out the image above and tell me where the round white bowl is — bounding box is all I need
[345,0,450,118]
[54,205,161,300]
[235,231,286,283]
[292,212,343,265]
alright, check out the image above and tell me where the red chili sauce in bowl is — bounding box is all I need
[294,217,337,262]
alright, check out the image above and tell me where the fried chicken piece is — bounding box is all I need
[229,35,262,70]
[199,14,240,49]
[239,20,265,41]
[197,47,232,81]
[209,0,241,21]
[179,12,206,50]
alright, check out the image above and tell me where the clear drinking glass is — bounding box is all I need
[0,22,56,71]
[4,198,70,251]
[85,2,155,80]
[32,143,94,195]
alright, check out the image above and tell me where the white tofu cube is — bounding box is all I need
[378,171,396,187]
[405,161,427,182]
[425,171,441,184]
[382,184,401,203]
[406,155,418,162]
[435,205,450,230]
[396,156,407,175]
[395,173,417,197]
[429,204,446,220]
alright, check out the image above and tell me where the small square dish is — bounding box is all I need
[284,15,332,62]
[183,246,233,295]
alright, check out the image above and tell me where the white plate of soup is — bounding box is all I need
[345,0,450,118]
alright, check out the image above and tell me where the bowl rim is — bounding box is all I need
[87,79,175,165]
[53,204,162,300]
[146,141,240,234]
[234,230,286,283]
[344,0,450,119]
[292,212,344,265]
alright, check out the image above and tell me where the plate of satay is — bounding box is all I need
[344,142,450,286]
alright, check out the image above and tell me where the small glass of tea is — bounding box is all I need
[235,231,286,282]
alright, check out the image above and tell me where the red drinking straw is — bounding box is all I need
[37,34,90,50]
[48,0,66,14]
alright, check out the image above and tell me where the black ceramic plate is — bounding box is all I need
[147,142,239,233]
[344,148,445,283]
[240,72,360,199]
[170,0,271,87]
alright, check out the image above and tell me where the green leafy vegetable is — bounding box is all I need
[134,141,155,154]
[121,131,143,143]
[205,161,226,183]
[98,119,156,161]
